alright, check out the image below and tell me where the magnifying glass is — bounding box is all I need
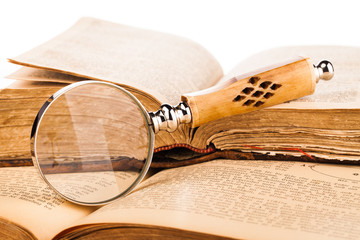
[30,58,333,205]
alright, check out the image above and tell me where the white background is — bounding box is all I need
[0,0,359,89]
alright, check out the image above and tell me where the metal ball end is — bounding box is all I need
[314,60,334,82]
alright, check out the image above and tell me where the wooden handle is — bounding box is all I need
[181,57,317,128]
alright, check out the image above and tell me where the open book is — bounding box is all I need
[1,17,359,166]
[1,159,360,240]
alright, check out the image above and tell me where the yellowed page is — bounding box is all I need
[8,17,223,105]
[0,166,95,240]
[7,79,67,89]
[64,159,360,240]
[198,46,360,161]
[7,67,86,83]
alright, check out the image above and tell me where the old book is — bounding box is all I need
[0,159,359,240]
[1,17,359,166]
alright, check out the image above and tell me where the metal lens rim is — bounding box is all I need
[30,80,155,206]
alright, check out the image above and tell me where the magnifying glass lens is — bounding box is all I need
[33,82,153,205]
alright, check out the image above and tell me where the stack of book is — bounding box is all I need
[0,18,359,240]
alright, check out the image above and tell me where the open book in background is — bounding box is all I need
[0,17,359,167]
[0,17,359,240]
[1,160,360,240]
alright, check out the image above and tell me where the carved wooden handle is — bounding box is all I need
[181,57,332,128]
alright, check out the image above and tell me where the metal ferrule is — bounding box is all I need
[149,102,192,133]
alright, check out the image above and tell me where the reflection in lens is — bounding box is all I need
[33,82,153,205]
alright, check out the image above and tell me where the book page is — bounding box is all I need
[8,17,223,105]
[220,46,360,109]
[0,166,94,240]
[7,67,87,83]
[184,46,360,162]
[7,79,68,89]
[63,159,360,240]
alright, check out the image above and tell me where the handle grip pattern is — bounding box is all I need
[182,57,316,128]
